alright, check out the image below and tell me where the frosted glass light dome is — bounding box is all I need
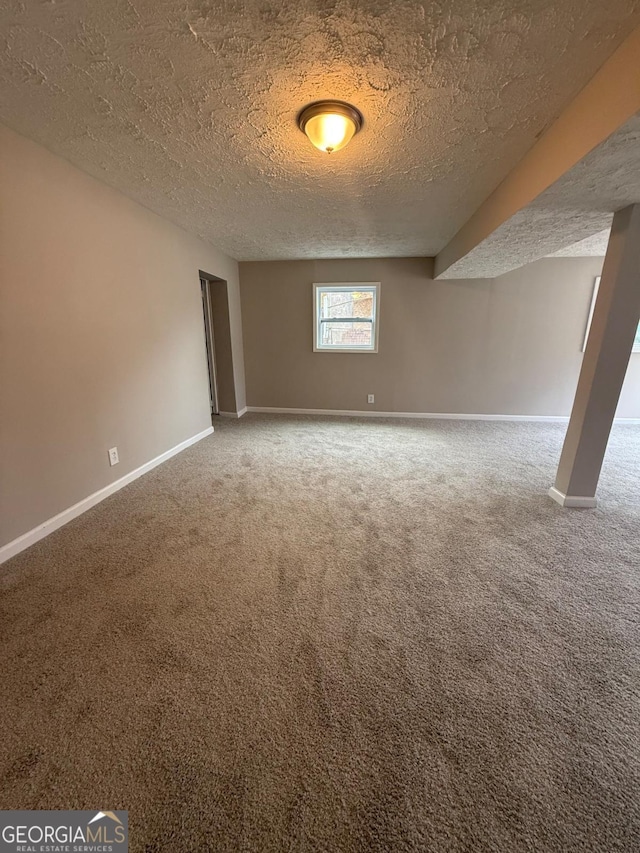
[298,101,363,154]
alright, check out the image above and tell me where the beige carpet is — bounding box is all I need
[1,414,640,852]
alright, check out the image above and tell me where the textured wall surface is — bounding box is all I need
[1,0,639,261]
[239,255,640,417]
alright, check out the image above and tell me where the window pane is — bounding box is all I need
[320,321,373,348]
[320,290,374,320]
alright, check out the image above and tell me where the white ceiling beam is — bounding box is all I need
[434,25,640,279]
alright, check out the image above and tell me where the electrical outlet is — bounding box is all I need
[108,447,119,467]
[367,394,375,404]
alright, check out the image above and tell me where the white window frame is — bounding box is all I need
[313,283,380,353]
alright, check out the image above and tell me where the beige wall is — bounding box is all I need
[0,124,245,547]
[240,256,640,418]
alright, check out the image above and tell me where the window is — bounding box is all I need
[313,283,380,352]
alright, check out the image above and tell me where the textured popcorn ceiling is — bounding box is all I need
[547,229,611,257]
[440,113,640,277]
[1,1,639,261]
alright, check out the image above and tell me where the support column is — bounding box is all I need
[549,204,640,508]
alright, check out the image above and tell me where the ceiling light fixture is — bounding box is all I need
[298,100,363,154]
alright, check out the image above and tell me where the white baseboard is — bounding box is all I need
[0,426,215,566]
[245,407,640,424]
[246,407,570,422]
[548,486,598,509]
[219,407,248,419]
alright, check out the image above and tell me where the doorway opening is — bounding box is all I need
[199,272,237,421]
[200,276,219,416]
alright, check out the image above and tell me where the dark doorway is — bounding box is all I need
[199,272,237,419]
[200,276,219,416]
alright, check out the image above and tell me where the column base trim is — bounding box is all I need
[219,407,248,418]
[548,486,597,509]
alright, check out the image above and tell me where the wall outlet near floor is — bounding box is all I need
[367,394,375,404]
[108,447,119,467]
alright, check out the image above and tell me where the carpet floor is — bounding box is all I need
[1,414,640,852]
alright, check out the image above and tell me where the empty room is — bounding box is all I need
[1,2,640,851]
